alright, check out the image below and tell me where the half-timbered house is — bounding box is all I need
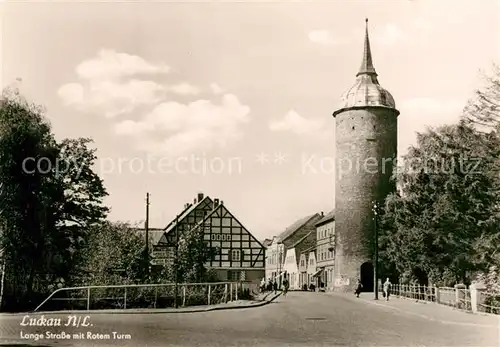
[152,193,265,284]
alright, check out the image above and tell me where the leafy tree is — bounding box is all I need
[381,123,500,286]
[0,88,59,305]
[78,221,146,285]
[463,63,500,130]
[0,88,108,310]
[176,223,211,283]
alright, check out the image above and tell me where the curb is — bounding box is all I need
[0,293,281,316]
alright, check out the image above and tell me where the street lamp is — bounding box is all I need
[372,200,379,300]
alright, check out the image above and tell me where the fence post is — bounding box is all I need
[235,282,238,301]
[454,284,466,309]
[208,284,211,306]
[124,287,127,309]
[224,283,228,303]
[470,282,487,314]
[182,285,186,307]
[435,286,440,304]
[230,283,233,301]
[87,287,90,311]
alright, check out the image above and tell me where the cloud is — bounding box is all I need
[114,94,251,155]
[210,83,224,94]
[75,49,170,80]
[59,49,250,154]
[58,50,169,117]
[167,82,200,95]
[58,78,166,118]
[308,30,339,45]
[269,110,329,140]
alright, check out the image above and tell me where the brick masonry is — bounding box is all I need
[334,106,398,292]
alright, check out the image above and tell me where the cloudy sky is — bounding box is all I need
[1,0,499,240]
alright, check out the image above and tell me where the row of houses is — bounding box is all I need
[263,210,335,291]
[144,192,335,290]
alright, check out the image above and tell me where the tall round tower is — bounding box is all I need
[333,19,399,293]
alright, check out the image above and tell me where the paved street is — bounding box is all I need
[0,291,498,346]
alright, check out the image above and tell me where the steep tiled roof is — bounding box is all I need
[316,209,335,226]
[164,195,213,234]
[291,230,313,248]
[277,213,321,243]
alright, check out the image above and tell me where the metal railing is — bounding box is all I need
[478,291,500,315]
[393,284,437,302]
[34,281,250,312]
[391,284,472,312]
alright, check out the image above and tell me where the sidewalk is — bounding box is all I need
[0,291,281,316]
[331,292,500,328]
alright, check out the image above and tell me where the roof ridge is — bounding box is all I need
[164,195,213,233]
[278,212,321,242]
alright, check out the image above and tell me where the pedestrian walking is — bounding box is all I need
[354,279,363,298]
[282,278,289,297]
[273,280,278,294]
[260,278,266,293]
[383,278,392,301]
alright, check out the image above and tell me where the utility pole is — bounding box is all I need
[174,214,179,309]
[145,193,150,278]
[372,200,379,300]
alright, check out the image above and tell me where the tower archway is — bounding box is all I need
[360,262,374,292]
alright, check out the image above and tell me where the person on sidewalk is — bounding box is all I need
[267,279,273,292]
[354,279,363,298]
[282,278,289,297]
[273,280,278,294]
[383,278,392,301]
[260,278,266,293]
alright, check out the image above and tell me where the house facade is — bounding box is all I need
[282,247,299,289]
[290,229,317,290]
[264,236,284,283]
[278,212,323,288]
[307,250,317,288]
[152,193,265,284]
[299,245,316,290]
[315,210,335,291]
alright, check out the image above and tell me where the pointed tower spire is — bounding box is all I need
[356,18,377,77]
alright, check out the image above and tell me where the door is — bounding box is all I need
[360,262,374,292]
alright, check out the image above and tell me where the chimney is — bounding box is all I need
[193,198,197,204]
[197,192,204,202]
[214,198,220,206]
[221,200,224,205]
[321,211,324,217]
